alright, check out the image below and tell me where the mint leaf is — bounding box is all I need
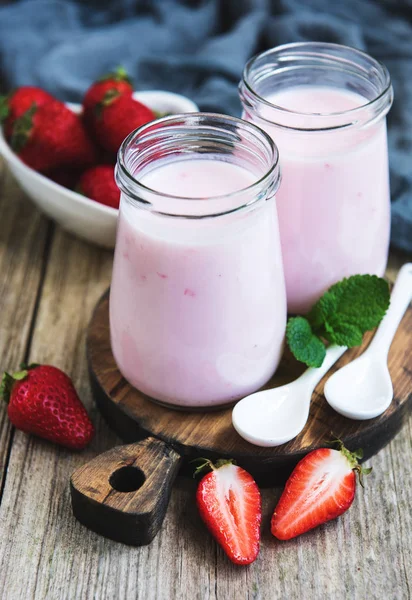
[308,275,390,347]
[323,321,363,347]
[286,274,390,368]
[286,317,326,368]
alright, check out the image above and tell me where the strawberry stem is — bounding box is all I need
[191,458,215,478]
[99,65,132,85]
[191,457,236,478]
[354,464,373,488]
[330,437,372,487]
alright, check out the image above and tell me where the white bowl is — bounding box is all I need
[0,91,199,248]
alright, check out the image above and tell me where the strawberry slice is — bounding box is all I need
[195,459,261,565]
[271,443,371,540]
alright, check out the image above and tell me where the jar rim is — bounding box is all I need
[116,112,281,218]
[241,42,393,130]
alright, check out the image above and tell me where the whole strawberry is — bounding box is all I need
[271,442,371,540]
[78,164,120,208]
[83,66,133,125]
[92,91,155,155]
[0,86,55,139]
[10,99,97,173]
[195,459,261,565]
[0,364,94,450]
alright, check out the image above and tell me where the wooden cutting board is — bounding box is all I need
[70,290,411,546]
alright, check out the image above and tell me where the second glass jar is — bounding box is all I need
[240,42,394,313]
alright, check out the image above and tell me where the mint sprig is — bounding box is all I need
[286,317,326,368]
[287,275,390,368]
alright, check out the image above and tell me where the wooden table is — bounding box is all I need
[0,161,411,600]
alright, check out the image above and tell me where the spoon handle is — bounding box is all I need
[369,263,412,357]
[296,345,347,390]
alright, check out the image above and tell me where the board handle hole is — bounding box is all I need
[109,466,146,493]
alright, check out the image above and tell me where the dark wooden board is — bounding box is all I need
[87,291,412,486]
[71,436,182,546]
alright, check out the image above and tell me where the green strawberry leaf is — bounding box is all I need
[0,372,14,403]
[19,363,40,371]
[0,94,10,123]
[10,103,37,153]
[99,65,132,85]
[286,316,326,368]
[95,88,121,118]
[0,369,28,403]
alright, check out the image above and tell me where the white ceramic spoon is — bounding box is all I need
[324,263,412,420]
[232,345,347,447]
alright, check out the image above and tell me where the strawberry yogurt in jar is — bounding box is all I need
[239,42,393,313]
[111,113,285,409]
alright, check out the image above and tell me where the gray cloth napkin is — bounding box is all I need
[0,0,411,252]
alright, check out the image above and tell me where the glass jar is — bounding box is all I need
[111,113,285,409]
[239,42,393,314]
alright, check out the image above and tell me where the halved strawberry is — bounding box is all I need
[271,443,371,540]
[195,459,261,565]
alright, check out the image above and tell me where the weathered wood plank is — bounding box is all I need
[0,164,50,497]
[0,226,117,600]
[0,195,410,599]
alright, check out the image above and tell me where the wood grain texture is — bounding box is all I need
[0,166,50,496]
[0,226,116,600]
[71,436,182,545]
[0,163,410,599]
[87,291,412,484]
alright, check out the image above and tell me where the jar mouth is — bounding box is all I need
[116,113,281,218]
[241,42,393,131]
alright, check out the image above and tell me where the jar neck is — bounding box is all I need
[116,113,281,219]
[239,42,393,132]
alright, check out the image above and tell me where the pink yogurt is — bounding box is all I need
[110,157,286,408]
[245,86,391,313]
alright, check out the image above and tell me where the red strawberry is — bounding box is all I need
[0,364,94,450]
[271,443,371,540]
[92,91,155,155]
[78,165,120,209]
[83,66,133,123]
[195,459,261,565]
[0,86,55,139]
[10,100,97,172]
